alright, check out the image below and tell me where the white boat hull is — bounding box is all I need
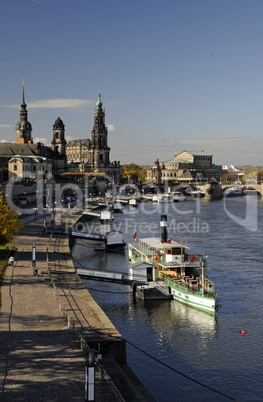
[158,195,173,203]
[113,202,124,213]
[173,195,185,202]
[169,285,216,315]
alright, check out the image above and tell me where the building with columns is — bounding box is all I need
[146,150,223,185]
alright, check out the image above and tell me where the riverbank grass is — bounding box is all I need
[0,246,17,306]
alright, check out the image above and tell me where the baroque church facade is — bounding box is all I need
[0,86,122,184]
[0,85,67,181]
[66,91,122,184]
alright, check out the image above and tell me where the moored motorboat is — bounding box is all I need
[105,230,126,251]
[129,198,138,207]
[128,215,217,314]
[172,192,185,202]
[113,200,124,213]
[158,194,173,203]
[71,229,126,252]
[184,188,205,198]
[223,186,244,197]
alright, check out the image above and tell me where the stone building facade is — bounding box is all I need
[0,85,67,181]
[8,155,52,181]
[0,87,122,184]
[50,114,67,176]
[146,150,223,185]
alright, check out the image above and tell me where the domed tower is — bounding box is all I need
[15,83,33,144]
[91,91,110,171]
[51,114,66,155]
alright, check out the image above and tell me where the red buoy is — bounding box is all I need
[241,330,246,335]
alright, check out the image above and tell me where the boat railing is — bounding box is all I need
[164,276,216,298]
[131,253,165,264]
[164,276,194,293]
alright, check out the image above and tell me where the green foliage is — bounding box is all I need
[0,195,23,245]
[242,167,263,183]
[122,163,147,183]
[138,168,147,182]
[258,171,263,183]
[0,246,16,261]
[0,246,17,307]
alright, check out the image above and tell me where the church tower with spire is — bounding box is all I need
[65,90,122,184]
[15,83,33,144]
[90,91,110,171]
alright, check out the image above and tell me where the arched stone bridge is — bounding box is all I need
[193,182,263,200]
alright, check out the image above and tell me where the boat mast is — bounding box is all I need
[180,237,185,276]
[201,258,204,295]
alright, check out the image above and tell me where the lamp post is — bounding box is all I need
[32,241,36,276]
[85,349,96,401]
[32,242,36,267]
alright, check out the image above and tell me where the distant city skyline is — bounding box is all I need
[1,0,263,166]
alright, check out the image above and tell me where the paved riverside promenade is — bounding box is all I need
[0,212,155,401]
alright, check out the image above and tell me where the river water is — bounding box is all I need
[72,196,263,402]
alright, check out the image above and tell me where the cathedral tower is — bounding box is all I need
[15,83,33,144]
[91,91,110,171]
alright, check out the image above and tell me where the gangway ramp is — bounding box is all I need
[77,267,146,286]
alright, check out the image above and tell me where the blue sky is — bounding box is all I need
[1,0,263,166]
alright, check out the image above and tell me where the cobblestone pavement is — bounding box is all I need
[0,216,155,402]
[0,219,87,401]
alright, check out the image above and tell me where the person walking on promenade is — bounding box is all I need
[8,256,14,266]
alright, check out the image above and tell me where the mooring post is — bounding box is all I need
[132,281,137,300]
[85,349,97,401]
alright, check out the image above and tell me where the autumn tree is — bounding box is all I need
[122,164,147,183]
[258,170,263,183]
[242,167,263,183]
[0,195,23,245]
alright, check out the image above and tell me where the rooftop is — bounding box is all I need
[9,155,49,163]
[130,237,185,249]
[178,150,212,157]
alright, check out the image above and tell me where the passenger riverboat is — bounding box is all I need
[128,215,217,315]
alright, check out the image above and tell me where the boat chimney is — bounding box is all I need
[160,215,168,242]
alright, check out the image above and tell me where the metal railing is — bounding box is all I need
[46,234,125,401]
